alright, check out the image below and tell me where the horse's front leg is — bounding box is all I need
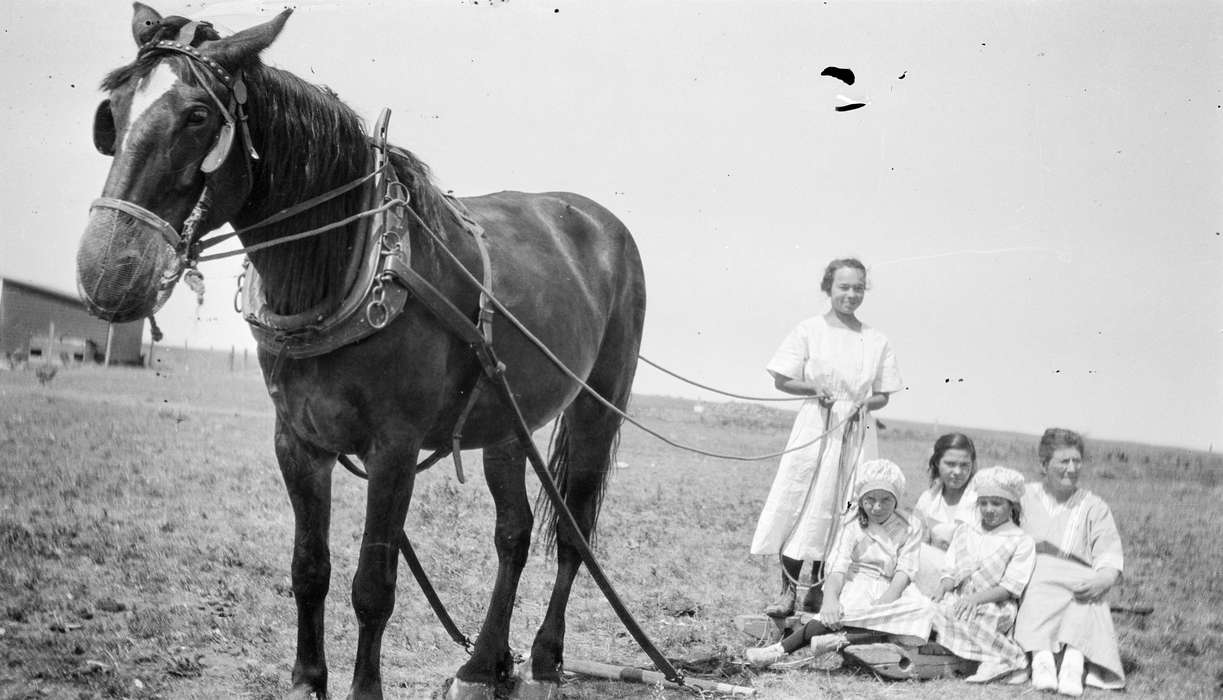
[347,439,420,700]
[276,420,337,700]
[449,439,532,698]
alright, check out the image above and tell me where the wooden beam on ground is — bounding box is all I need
[565,658,756,697]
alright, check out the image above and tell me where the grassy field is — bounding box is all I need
[1,356,1220,699]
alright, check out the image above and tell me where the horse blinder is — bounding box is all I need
[201,119,235,174]
[93,100,116,156]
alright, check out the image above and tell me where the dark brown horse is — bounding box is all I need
[76,5,645,699]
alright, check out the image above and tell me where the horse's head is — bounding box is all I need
[76,3,290,322]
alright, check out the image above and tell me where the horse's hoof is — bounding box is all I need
[443,677,496,700]
[285,684,326,700]
[509,666,561,700]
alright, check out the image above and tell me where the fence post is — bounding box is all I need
[104,323,115,367]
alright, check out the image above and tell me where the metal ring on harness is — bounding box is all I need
[366,279,390,329]
[366,302,389,329]
[233,267,245,314]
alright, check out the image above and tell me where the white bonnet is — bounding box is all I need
[974,465,1026,503]
[855,459,906,501]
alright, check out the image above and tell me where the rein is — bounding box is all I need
[195,164,397,262]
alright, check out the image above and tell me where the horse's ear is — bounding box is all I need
[93,100,116,156]
[207,9,293,67]
[131,2,163,46]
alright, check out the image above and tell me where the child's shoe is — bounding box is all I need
[1004,667,1029,685]
[1057,647,1085,697]
[1031,650,1058,691]
[772,645,815,671]
[745,643,787,670]
[966,662,1023,684]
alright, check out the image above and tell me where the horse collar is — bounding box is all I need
[240,141,410,359]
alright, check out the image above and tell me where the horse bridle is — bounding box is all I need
[89,31,259,292]
[90,31,389,294]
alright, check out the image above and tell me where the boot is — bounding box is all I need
[763,586,796,618]
[800,585,823,613]
[745,643,787,670]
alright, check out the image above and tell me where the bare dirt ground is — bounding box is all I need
[1,360,1220,699]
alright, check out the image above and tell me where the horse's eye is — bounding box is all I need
[186,108,210,126]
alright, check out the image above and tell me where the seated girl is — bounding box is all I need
[930,466,1035,684]
[746,459,932,669]
[1014,428,1125,696]
[913,433,980,596]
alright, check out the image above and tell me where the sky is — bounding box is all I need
[1,1,1220,451]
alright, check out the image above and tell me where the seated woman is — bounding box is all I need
[930,466,1035,684]
[745,459,932,669]
[912,433,979,596]
[1014,428,1125,696]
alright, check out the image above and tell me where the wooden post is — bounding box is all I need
[47,320,55,362]
[183,338,189,373]
[229,345,235,372]
[103,323,115,367]
[243,348,248,371]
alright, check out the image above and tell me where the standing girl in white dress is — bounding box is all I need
[751,258,903,617]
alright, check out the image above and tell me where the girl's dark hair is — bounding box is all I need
[820,258,868,294]
[927,433,977,483]
[1038,428,1086,465]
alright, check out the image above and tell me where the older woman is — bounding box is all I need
[750,258,902,617]
[1015,428,1125,696]
[912,433,979,596]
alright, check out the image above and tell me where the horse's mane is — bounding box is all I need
[103,46,451,316]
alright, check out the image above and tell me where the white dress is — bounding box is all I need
[750,315,902,560]
[912,482,979,596]
[800,512,934,640]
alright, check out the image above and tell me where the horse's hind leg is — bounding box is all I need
[452,439,532,693]
[276,420,336,700]
[527,390,625,684]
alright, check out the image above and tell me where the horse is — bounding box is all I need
[75,5,646,699]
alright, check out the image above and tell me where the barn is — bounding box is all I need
[0,277,145,366]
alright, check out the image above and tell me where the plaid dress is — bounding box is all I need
[932,520,1036,670]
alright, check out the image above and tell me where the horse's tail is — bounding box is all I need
[535,412,622,552]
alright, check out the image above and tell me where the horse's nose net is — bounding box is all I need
[76,206,180,322]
